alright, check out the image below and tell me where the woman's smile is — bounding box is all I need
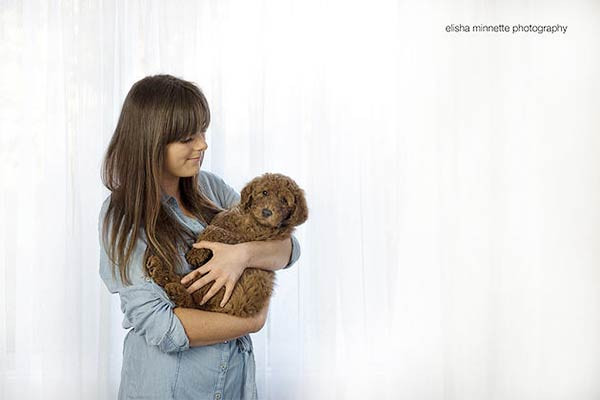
[188,153,203,164]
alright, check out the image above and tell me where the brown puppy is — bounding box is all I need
[146,173,308,317]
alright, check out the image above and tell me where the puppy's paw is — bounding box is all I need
[146,255,176,287]
[185,247,213,267]
[146,255,163,279]
[165,283,195,308]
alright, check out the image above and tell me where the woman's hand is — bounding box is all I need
[180,241,250,307]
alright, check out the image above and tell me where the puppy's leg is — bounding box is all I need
[146,255,180,287]
[165,283,195,308]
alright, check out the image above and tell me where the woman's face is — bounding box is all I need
[164,131,207,179]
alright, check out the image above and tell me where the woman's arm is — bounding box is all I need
[241,238,293,272]
[174,299,269,347]
[182,238,296,306]
[99,196,191,354]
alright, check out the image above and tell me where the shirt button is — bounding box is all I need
[215,393,222,400]
[223,340,228,343]
[220,363,227,371]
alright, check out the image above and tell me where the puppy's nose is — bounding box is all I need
[262,208,272,218]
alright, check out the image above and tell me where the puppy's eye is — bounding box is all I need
[262,190,268,196]
[281,197,288,205]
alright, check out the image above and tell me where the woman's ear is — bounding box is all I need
[288,189,308,226]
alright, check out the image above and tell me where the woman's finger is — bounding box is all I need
[185,272,216,294]
[192,240,217,249]
[180,269,198,285]
[220,282,234,308]
[200,280,224,305]
[181,265,209,285]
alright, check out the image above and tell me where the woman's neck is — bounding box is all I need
[161,175,195,218]
[161,175,180,200]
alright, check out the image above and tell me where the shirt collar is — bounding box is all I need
[160,191,177,205]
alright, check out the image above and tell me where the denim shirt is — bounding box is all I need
[98,170,301,400]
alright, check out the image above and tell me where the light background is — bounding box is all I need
[1,0,599,399]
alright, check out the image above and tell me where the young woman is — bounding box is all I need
[98,74,301,399]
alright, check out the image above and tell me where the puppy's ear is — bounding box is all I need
[240,177,257,211]
[288,188,308,226]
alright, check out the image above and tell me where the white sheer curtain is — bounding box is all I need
[2,0,600,399]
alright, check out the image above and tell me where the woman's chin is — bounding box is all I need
[179,167,200,178]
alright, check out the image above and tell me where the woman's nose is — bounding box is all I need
[194,137,208,151]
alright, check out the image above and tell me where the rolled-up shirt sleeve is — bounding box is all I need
[285,234,301,269]
[98,196,190,354]
[118,282,189,353]
[199,171,302,269]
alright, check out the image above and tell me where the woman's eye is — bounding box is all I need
[262,190,268,196]
[180,132,204,144]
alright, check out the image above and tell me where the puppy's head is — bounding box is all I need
[240,173,308,229]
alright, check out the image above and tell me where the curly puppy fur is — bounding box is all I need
[146,173,308,318]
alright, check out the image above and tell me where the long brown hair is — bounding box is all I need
[101,74,223,286]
